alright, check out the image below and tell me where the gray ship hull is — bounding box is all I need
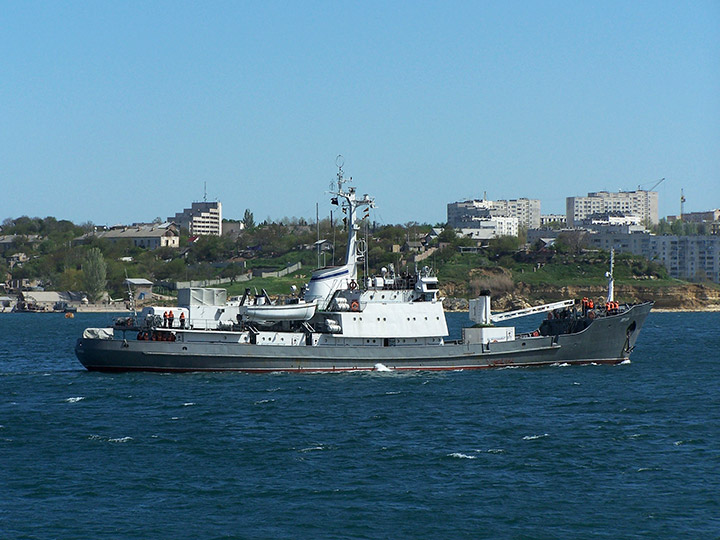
[75,302,653,373]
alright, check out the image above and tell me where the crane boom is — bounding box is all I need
[490,300,575,323]
[637,177,665,191]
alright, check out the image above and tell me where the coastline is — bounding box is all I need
[650,307,720,313]
[0,304,131,314]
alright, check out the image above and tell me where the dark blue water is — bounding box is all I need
[1,312,719,539]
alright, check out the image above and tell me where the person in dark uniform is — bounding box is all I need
[179,311,186,329]
[163,311,168,328]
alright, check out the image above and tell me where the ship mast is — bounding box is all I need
[330,157,374,281]
[606,248,615,303]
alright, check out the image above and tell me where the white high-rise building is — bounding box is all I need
[448,198,540,229]
[566,190,658,227]
[169,201,223,236]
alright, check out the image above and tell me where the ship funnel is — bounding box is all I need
[469,290,492,325]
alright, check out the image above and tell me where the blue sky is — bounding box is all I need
[2,1,718,227]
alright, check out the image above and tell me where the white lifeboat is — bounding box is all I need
[240,301,317,323]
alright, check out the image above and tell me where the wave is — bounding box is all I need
[448,452,476,459]
[108,436,133,443]
[522,433,549,440]
[300,445,326,453]
[65,396,84,403]
[88,434,133,443]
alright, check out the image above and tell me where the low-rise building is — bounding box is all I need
[0,234,41,253]
[125,278,154,302]
[457,216,519,240]
[539,214,567,227]
[666,209,720,223]
[77,223,179,250]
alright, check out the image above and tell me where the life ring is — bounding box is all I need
[350,300,360,312]
[532,330,540,337]
[348,280,357,291]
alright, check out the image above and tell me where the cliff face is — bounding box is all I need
[442,282,720,311]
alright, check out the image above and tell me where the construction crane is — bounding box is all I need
[680,188,686,220]
[637,177,665,191]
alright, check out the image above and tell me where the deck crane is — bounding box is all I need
[637,177,665,191]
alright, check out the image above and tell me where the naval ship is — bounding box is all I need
[75,168,652,373]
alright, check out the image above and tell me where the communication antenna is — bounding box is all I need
[335,155,347,191]
[203,182,207,203]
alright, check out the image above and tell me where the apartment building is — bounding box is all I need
[448,197,540,229]
[566,190,658,227]
[586,232,720,283]
[169,201,223,236]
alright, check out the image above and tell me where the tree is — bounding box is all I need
[82,247,107,302]
[556,230,587,254]
[437,226,457,244]
[242,209,255,230]
[488,235,521,255]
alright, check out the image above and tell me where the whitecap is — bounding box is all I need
[673,440,684,446]
[254,399,275,405]
[448,452,476,459]
[170,416,179,420]
[487,448,505,454]
[374,363,392,372]
[183,402,195,407]
[300,446,325,452]
[108,436,133,443]
[522,433,549,441]
[65,397,84,403]
[385,391,401,395]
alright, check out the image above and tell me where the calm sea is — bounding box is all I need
[1,311,718,539]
